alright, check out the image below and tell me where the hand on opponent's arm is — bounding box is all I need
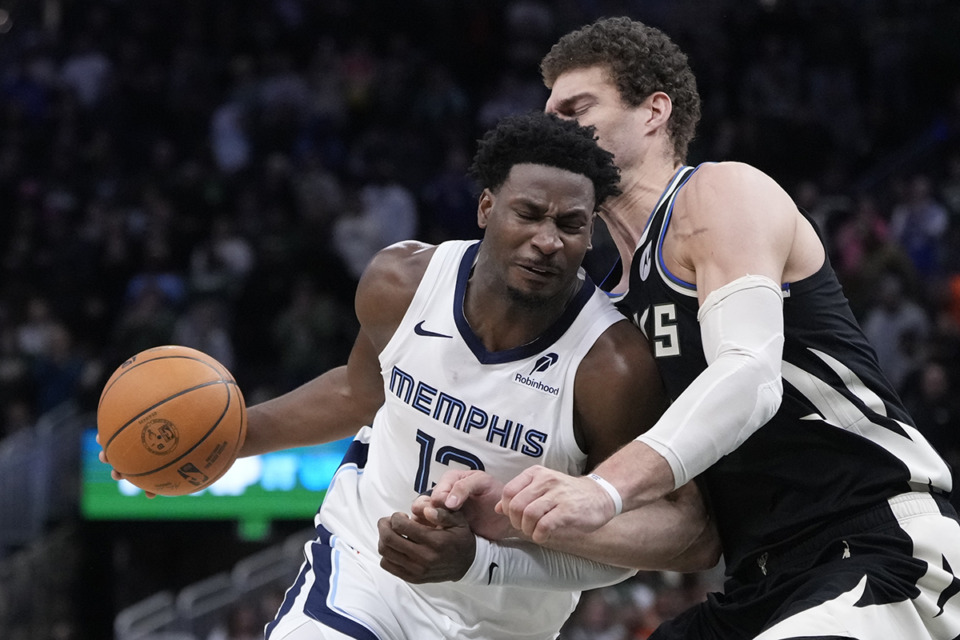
[488,438,676,546]
[497,465,619,543]
[382,482,638,590]
[423,468,720,573]
[418,469,519,541]
[423,465,627,543]
[377,508,476,583]
[376,472,503,585]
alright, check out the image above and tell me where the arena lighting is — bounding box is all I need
[80,428,352,540]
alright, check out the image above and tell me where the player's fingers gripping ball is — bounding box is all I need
[97,345,247,496]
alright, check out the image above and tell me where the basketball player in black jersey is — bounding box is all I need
[427,16,960,640]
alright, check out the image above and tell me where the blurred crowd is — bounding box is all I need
[1,0,959,638]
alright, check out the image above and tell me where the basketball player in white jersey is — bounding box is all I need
[230,111,717,639]
[429,17,960,640]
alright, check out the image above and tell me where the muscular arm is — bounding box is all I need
[618,162,806,488]
[545,480,719,571]
[380,505,638,591]
[427,470,719,573]
[500,163,818,544]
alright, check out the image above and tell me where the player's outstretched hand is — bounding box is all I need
[377,511,475,584]
[416,470,518,541]
[96,433,157,499]
[500,465,616,544]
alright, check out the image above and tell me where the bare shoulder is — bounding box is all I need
[356,241,437,348]
[359,240,436,289]
[681,162,789,199]
[690,163,824,283]
[581,318,656,380]
[684,161,791,209]
[580,318,665,415]
[671,162,799,289]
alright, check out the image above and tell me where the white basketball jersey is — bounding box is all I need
[317,240,628,639]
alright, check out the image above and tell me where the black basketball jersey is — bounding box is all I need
[611,165,953,578]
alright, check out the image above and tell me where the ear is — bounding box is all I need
[646,91,673,130]
[586,212,596,250]
[477,188,494,229]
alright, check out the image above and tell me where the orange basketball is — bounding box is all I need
[97,345,247,496]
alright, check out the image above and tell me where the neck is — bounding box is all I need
[599,160,683,292]
[464,274,581,352]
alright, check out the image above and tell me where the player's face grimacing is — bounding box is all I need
[477,163,595,306]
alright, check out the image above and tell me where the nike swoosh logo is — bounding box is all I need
[487,562,499,585]
[414,321,453,339]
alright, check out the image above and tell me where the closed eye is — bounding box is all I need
[552,95,594,119]
[559,219,588,233]
[554,103,588,119]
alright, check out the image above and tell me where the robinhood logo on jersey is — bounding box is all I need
[513,352,561,396]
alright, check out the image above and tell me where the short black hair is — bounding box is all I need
[541,17,701,163]
[469,111,621,211]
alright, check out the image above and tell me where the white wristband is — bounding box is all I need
[587,473,623,516]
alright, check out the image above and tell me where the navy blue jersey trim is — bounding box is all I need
[656,166,700,291]
[452,241,598,364]
[598,259,622,294]
[302,536,381,640]
[316,523,335,546]
[340,437,369,471]
[645,164,693,240]
[654,164,792,295]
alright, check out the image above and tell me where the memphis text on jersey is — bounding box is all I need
[389,365,549,458]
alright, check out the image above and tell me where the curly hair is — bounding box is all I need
[540,17,701,163]
[469,111,621,211]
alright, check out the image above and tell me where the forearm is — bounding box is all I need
[457,485,718,591]
[638,275,784,487]
[543,482,720,572]
[240,366,378,456]
[484,475,720,573]
[459,536,637,591]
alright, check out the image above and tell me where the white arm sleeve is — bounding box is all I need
[458,535,637,591]
[637,274,785,488]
